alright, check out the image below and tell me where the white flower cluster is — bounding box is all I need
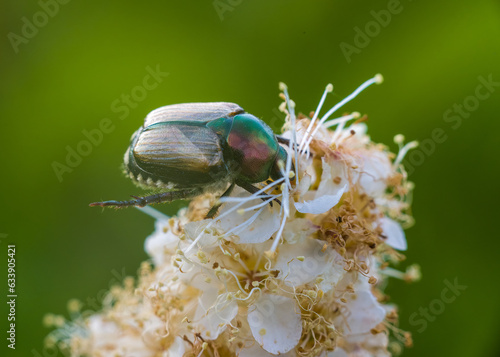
[47,75,420,356]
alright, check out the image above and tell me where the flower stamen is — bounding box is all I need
[298,83,333,152]
[301,74,383,154]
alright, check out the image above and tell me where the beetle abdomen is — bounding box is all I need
[125,122,230,188]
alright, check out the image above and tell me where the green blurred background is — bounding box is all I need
[1,0,499,356]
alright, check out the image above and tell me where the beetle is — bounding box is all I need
[89,102,290,218]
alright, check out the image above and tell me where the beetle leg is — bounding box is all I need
[277,136,300,154]
[89,188,202,208]
[236,181,281,207]
[276,136,290,145]
[205,182,235,219]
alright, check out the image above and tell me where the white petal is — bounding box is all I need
[379,217,407,251]
[142,316,185,352]
[337,123,370,149]
[165,337,187,356]
[182,219,221,261]
[184,219,219,248]
[337,290,386,334]
[88,316,152,356]
[238,344,296,357]
[88,315,120,345]
[282,218,317,244]
[345,330,388,345]
[349,123,368,137]
[238,345,273,357]
[358,151,392,198]
[195,293,238,340]
[295,158,348,214]
[317,249,347,293]
[297,171,313,196]
[216,190,281,244]
[247,294,302,354]
[144,220,179,266]
[193,277,220,312]
[325,347,348,357]
[275,239,330,287]
[295,185,346,214]
[316,158,349,197]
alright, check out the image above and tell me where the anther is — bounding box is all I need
[374,73,384,84]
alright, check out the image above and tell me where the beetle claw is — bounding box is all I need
[89,200,120,207]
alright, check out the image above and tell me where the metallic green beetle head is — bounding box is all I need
[226,114,288,183]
